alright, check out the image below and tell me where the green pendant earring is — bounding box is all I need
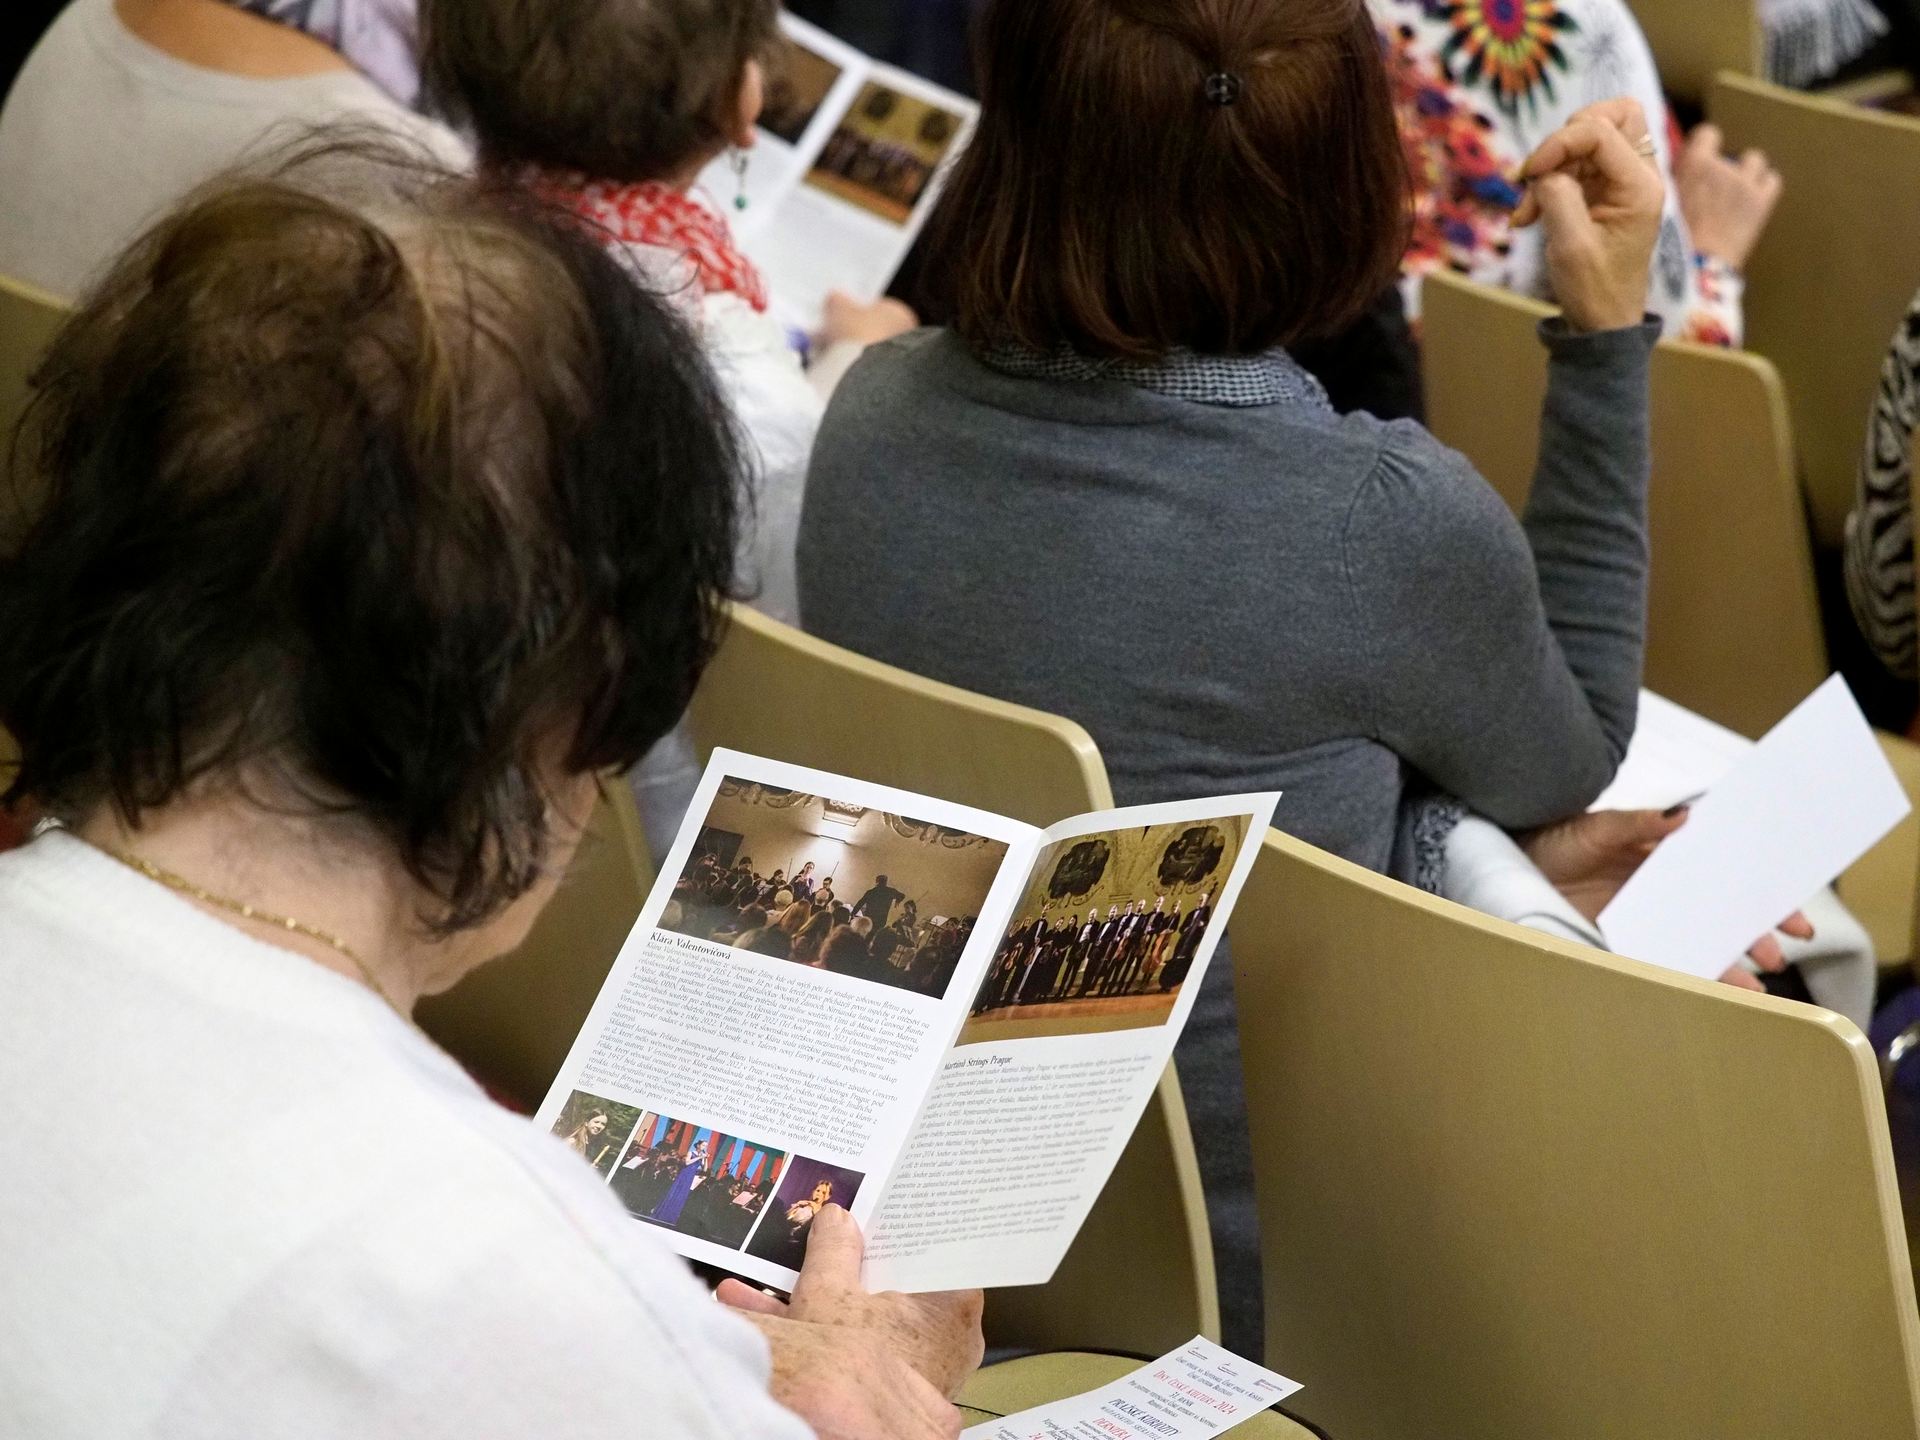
[730,148,750,212]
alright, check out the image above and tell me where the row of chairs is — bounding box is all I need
[2,596,1913,1433]
[1629,0,1913,105]
[1422,69,1920,738]
[423,604,1920,1439]
[1712,73,1920,551]
[1631,0,1765,104]
[1424,265,1920,971]
[11,74,1920,953]
[8,70,1920,1427]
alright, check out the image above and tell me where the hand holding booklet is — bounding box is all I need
[536,750,1278,1292]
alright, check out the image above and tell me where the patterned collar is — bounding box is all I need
[525,168,769,312]
[978,341,1331,411]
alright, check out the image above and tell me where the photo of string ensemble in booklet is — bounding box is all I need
[660,777,999,1001]
[960,815,1251,1046]
[532,748,1278,1294]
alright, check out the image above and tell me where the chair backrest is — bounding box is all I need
[0,272,69,551]
[1422,268,1828,740]
[0,270,65,434]
[0,725,24,853]
[1711,74,1920,550]
[1846,730,1920,972]
[415,782,655,1109]
[1626,0,1762,103]
[1232,826,1920,1440]
[688,604,1113,823]
[686,603,1221,1354]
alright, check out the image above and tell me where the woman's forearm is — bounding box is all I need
[1520,317,1660,768]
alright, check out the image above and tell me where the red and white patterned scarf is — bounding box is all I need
[529,169,769,313]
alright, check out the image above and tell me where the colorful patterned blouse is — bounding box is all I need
[1371,0,1743,348]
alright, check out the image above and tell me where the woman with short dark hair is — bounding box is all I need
[0,146,976,1438]
[798,0,1666,1354]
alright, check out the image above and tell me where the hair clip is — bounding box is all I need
[1205,71,1243,107]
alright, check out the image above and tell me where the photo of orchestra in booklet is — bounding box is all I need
[661,776,1007,1001]
[760,29,843,145]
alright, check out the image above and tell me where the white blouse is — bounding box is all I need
[0,0,470,300]
[0,830,810,1440]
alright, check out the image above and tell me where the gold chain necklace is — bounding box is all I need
[93,841,408,1019]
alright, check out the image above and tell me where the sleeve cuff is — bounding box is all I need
[1538,314,1662,350]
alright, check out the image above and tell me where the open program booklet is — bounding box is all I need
[536,750,1278,1293]
[694,14,978,331]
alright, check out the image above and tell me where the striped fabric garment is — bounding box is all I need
[1844,289,1920,683]
[1761,0,1888,88]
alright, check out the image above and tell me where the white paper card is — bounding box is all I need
[1598,675,1910,979]
[961,1338,1302,1440]
[1589,690,1753,813]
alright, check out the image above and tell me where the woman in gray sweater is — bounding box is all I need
[798,0,1665,1356]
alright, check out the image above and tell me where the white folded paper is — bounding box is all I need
[1598,675,1910,980]
[1589,690,1751,813]
[962,1337,1302,1440]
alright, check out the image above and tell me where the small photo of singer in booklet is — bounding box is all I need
[548,1091,646,1178]
[608,1112,790,1252]
[661,776,1007,1000]
[958,814,1253,1046]
[742,1156,867,1271]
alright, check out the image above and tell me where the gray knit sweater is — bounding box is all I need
[796,321,1656,1353]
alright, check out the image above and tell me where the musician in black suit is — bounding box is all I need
[1160,888,1214,992]
[851,874,905,930]
[1047,910,1092,999]
[1127,895,1172,990]
[1010,911,1065,1006]
[1100,900,1147,996]
[1082,906,1121,998]
[1035,915,1075,1002]
[990,917,1032,1009]
[986,910,1043,1008]
[610,1144,678,1219]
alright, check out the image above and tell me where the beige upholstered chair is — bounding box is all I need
[0,271,65,434]
[1710,74,1920,551]
[687,602,1221,1356]
[1859,730,1920,980]
[416,783,655,1107]
[1625,0,1762,103]
[1422,267,1920,966]
[0,726,20,847]
[0,271,69,553]
[1232,826,1920,1440]
[1422,267,1827,741]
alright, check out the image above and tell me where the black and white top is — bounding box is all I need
[1844,289,1920,683]
[982,342,1333,411]
[1762,0,1889,89]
